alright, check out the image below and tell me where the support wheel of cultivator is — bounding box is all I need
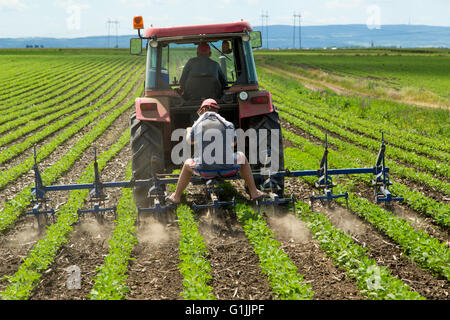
[130,112,165,210]
[247,109,285,198]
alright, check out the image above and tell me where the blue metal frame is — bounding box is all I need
[28,133,403,219]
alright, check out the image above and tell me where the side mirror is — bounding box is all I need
[250,31,262,49]
[221,40,232,54]
[130,38,142,55]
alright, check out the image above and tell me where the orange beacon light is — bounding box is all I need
[133,16,144,29]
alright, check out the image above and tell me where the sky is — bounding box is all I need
[0,0,449,38]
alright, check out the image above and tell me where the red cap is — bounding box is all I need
[197,42,211,56]
[200,98,220,110]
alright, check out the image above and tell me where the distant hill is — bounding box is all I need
[0,25,448,49]
[253,24,450,49]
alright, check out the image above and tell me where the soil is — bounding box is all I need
[126,219,183,300]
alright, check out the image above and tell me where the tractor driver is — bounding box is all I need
[166,98,267,204]
[178,42,227,100]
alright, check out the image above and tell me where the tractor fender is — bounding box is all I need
[135,96,171,123]
[238,90,274,120]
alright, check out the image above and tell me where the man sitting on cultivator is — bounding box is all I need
[166,98,266,204]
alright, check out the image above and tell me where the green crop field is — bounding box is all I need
[255,48,450,109]
[0,48,448,301]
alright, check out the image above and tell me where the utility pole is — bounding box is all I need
[299,13,302,49]
[293,13,296,49]
[261,10,269,49]
[293,13,302,49]
[106,19,120,48]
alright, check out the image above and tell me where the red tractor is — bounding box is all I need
[130,17,284,208]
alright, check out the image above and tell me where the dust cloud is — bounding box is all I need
[3,224,41,248]
[323,207,368,236]
[137,219,170,244]
[267,214,312,243]
[79,218,113,242]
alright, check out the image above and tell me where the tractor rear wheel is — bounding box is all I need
[130,112,165,209]
[247,109,285,197]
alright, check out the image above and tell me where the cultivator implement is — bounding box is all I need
[27,134,403,225]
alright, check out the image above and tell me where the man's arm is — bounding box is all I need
[186,127,195,145]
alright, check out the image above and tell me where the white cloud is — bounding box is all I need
[53,0,90,10]
[324,0,364,9]
[0,0,28,10]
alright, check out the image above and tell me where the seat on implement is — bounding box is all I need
[193,166,240,180]
[183,74,223,101]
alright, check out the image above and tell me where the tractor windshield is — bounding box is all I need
[165,41,237,87]
[145,37,258,101]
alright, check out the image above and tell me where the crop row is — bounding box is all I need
[87,185,424,300]
[263,73,449,163]
[61,183,424,300]
[0,58,131,137]
[0,58,101,107]
[0,65,142,189]
[1,59,129,114]
[284,147,450,280]
[217,183,423,299]
[292,200,424,299]
[277,105,450,196]
[0,58,111,119]
[235,202,314,300]
[176,204,216,300]
[0,59,76,97]
[282,129,450,227]
[0,74,143,234]
[0,129,131,300]
[88,162,138,300]
[0,60,107,124]
[258,66,450,154]
[0,62,142,168]
[0,59,82,104]
[273,90,450,174]
[265,82,449,179]
[0,56,73,86]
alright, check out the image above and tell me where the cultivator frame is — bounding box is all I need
[27,133,403,225]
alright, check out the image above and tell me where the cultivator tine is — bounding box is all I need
[191,178,236,216]
[137,156,177,221]
[372,133,404,204]
[27,145,56,227]
[77,148,116,221]
[310,134,348,207]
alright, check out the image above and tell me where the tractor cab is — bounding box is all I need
[130,18,267,129]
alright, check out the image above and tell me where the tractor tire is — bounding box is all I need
[247,109,285,197]
[130,112,165,209]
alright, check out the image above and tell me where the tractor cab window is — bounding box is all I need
[167,41,237,87]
